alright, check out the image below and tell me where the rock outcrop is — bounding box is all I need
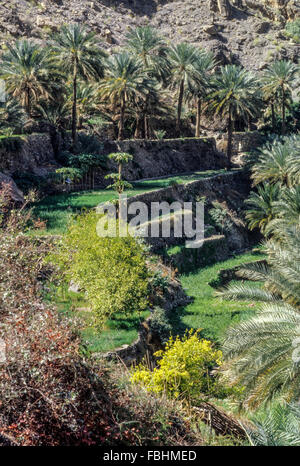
[0,134,56,176]
[0,1,299,72]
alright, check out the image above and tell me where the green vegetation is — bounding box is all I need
[31,169,227,234]
[176,251,265,343]
[1,24,298,146]
[210,65,261,166]
[1,20,300,447]
[245,403,300,446]
[51,210,149,329]
[51,287,149,353]
[219,135,300,409]
[131,330,223,404]
[284,19,300,43]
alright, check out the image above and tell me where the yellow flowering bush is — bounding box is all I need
[131,330,223,402]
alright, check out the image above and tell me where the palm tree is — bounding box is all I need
[125,26,169,78]
[125,26,169,138]
[53,24,106,149]
[35,99,69,157]
[265,185,300,239]
[69,81,98,129]
[251,136,299,187]
[187,50,216,137]
[167,43,199,135]
[210,65,261,168]
[0,40,56,117]
[98,52,153,140]
[262,60,298,135]
[0,97,25,132]
[245,402,300,446]
[245,183,280,234]
[218,227,300,408]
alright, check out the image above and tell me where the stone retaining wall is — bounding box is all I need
[0,133,56,176]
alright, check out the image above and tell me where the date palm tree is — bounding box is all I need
[0,40,56,118]
[210,65,261,168]
[218,226,300,408]
[125,26,169,138]
[245,183,280,234]
[167,43,199,135]
[125,26,169,79]
[265,185,300,240]
[98,52,154,140]
[251,136,300,188]
[53,24,106,149]
[262,60,298,135]
[0,97,25,132]
[245,402,300,446]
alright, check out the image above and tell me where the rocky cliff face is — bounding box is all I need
[0,1,299,71]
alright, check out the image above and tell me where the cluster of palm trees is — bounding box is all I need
[0,24,299,162]
[218,134,300,443]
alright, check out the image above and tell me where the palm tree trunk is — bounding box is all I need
[118,95,125,140]
[134,114,143,139]
[25,87,31,118]
[281,86,286,135]
[144,115,150,140]
[195,98,202,138]
[227,108,233,169]
[72,61,78,150]
[176,78,185,136]
[247,114,251,132]
[271,103,275,132]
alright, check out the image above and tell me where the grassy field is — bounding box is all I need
[32,169,227,234]
[49,250,264,353]
[50,287,150,353]
[37,167,256,353]
[171,250,266,344]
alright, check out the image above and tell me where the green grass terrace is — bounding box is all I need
[31,169,228,234]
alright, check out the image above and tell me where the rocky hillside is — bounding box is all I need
[0,0,299,70]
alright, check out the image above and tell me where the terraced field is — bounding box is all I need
[32,169,227,234]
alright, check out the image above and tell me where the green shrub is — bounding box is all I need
[285,19,300,43]
[149,270,170,293]
[209,201,233,234]
[149,307,172,344]
[51,210,150,328]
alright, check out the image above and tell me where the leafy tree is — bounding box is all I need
[262,60,298,135]
[99,52,153,140]
[125,26,169,80]
[0,40,57,117]
[106,152,133,222]
[53,24,106,148]
[167,43,199,135]
[210,65,261,167]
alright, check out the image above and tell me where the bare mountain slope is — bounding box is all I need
[0,0,299,70]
